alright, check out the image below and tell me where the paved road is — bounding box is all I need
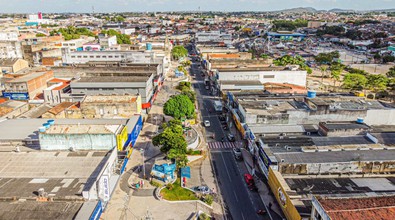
[188,44,271,220]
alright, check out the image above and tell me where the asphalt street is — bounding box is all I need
[187,44,271,220]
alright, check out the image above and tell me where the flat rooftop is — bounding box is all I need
[9,71,49,83]
[0,201,83,220]
[43,124,122,134]
[77,76,150,83]
[83,95,138,103]
[276,149,395,164]
[0,118,128,141]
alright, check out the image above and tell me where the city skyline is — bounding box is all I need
[0,0,394,13]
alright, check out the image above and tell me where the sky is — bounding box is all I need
[0,0,394,13]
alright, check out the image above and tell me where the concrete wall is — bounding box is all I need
[80,100,141,119]
[365,109,395,126]
[39,133,117,150]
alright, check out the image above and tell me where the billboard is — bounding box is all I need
[268,168,301,220]
[3,92,29,100]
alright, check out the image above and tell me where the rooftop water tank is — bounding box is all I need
[357,118,364,124]
[39,127,46,133]
[307,90,316,99]
[43,123,50,129]
[47,119,55,126]
[146,43,152,51]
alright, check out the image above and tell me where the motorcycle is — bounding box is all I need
[257,209,266,215]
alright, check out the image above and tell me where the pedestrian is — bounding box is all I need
[269,202,272,210]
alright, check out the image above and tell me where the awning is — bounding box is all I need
[180,166,191,179]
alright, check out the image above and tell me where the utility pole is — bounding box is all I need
[140,149,146,179]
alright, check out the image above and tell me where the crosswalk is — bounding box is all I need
[208,141,242,150]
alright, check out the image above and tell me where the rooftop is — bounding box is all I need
[43,124,122,135]
[82,95,138,103]
[317,195,395,220]
[9,71,50,83]
[77,76,149,83]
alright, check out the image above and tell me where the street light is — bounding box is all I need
[140,149,146,179]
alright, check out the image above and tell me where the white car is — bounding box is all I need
[204,120,211,127]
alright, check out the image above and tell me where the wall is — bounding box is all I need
[80,101,140,119]
[365,109,395,125]
[268,167,302,220]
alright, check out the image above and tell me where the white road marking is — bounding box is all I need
[241,212,246,220]
[233,191,239,202]
[221,153,232,182]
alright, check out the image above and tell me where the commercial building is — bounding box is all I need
[80,95,141,118]
[43,78,72,105]
[196,31,232,44]
[0,99,29,119]
[3,69,54,100]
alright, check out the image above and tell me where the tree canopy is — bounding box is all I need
[366,74,388,92]
[314,51,340,65]
[273,55,312,74]
[387,66,395,78]
[272,19,307,31]
[342,73,368,90]
[50,26,95,40]
[101,29,131,44]
[152,119,188,168]
[171,46,188,60]
[164,94,195,119]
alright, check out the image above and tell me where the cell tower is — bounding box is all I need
[92,6,95,14]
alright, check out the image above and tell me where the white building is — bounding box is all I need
[62,38,94,52]
[99,35,117,49]
[215,67,307,87]
[196,31,232,44]
[0,29,22,59]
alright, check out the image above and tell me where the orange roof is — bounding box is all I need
[318,196,395,220]
[49,78,70,84]
[208,53,240,59]
[0,98,9,104]
[53,82,70,91]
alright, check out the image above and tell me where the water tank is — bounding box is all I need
[43,123,50,129]
[357,118,364,124]
[307,90,316,99]
[39,127,46,132]
[146,43,152,51]
[47,119,55,126]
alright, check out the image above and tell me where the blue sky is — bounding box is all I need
[0,0,394,13]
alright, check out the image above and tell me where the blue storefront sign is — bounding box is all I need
[124,115,143,149]
[3,92,29,100]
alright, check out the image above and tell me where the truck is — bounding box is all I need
[213,101,223,112]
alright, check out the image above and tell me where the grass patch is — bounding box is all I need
[160,178,198,201]
[150,180,163,188]
[187,149,202,155]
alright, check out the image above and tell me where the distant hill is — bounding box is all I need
[328,8,355,13]
[274,7,318,13]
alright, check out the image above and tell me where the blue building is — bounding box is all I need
[267,32,306,41]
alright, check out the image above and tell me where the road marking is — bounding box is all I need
[233,191,239,202]
[221,153,232,182]
[241,212,246,220]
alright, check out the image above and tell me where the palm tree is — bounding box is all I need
[320,65,328,83]
[330,64,344,87]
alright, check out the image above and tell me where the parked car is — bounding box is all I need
[193,186,211,194]
[227,133,235,142]
[218,115,226,121]
[222,124,228,130]
[205,86,209,90]
[244,173,254,186]
[204,120,211,127]
[233,148,242,160]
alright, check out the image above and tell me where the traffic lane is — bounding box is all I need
[211,151,268,220]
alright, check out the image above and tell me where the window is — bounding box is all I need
[77,56,82,58]
[90,56,94,58]
[113,109,118,115]
[263,75,275,79]
[96,56,100,58]
[108,56,113,58]
[102,56,107,58]
[115,56,119,58]
[83,56,88,58]
[99,108,104,115]
[71,56,76,58]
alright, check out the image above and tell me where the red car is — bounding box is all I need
[244,174,254,186]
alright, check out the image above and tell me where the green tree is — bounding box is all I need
[101,29,131,44]
[171,46,188,60]
[315,51,340,65]
[35,33,46,37]
[164,95,195,119]
[387,66,395,78]
[342,73,368,90]
[382,55,395,63]
[320,65,328,82]
[152,119,188,168]
[330,64,343,86]
[367,74,388,92]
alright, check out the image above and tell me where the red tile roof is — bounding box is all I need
[318,196,395,220]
